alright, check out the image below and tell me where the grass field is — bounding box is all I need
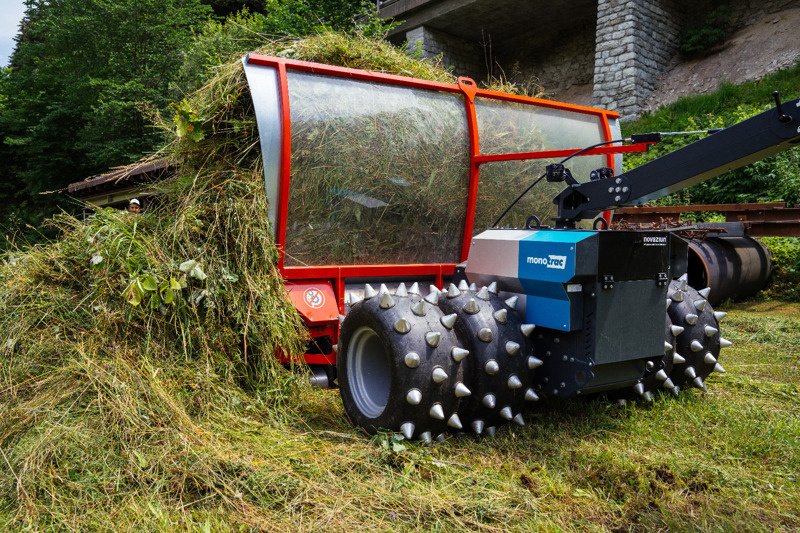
[4,299,796,531]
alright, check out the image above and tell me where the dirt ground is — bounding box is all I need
[644,7,800,111]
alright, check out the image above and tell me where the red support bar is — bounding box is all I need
[473,143,651,165]
[275,61,292,270]
[459,77,481,263]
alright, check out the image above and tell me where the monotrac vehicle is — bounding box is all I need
[243,53,800,441]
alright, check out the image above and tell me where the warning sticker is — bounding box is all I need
[303,287,326,309]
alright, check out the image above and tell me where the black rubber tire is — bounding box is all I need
[667,279,725,390]
[337,286,468,441]
[438,284,536,435]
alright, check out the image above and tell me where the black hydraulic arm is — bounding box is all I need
[554,94,800,226]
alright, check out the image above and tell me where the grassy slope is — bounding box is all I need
[622,62,800,135]
[3,301,795,531]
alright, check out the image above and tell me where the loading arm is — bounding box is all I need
[554,94,800,227]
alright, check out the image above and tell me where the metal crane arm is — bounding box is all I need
[554,95,800,226]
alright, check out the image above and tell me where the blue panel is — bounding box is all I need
[517,231,594,331]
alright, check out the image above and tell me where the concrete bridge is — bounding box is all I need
[378,0,797,119]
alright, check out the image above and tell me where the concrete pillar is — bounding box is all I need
[593,0,682,120]
[405,26,485,78]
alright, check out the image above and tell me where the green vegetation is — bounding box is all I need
[678,5,731,58]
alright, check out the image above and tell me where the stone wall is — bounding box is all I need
[405,26,486,78]
[593,0,682,119]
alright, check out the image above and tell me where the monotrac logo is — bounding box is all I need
[527,255,568,270]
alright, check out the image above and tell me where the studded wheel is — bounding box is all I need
[438,281,539,436]
[338,283,469,443]
[666,276,729,392]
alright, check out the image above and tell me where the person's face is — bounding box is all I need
[129,204,141,214]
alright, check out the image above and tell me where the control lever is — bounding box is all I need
[773,91,792,123]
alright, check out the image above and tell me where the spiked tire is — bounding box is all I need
[666,278,729,391]
[634,315,681,401]
[338,284,468,443]
[438,282,538,435]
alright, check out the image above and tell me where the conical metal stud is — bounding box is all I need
[349,292,362,306]
[432,366,448,383]
[671,290,685,303]
[666,298,672,309]
[395,283,408,297]
[447,283,460,298]
[525,388,539,401]
[478,328,493,342]
[665,341,673,352]
[508,375,523,389]
[472,420,484,435]
[672,385,681,396]
[463,298,480,315]
[505,295,518,310]
[663,377,675,390]
[685,313,698,325]
[646,361,655,371]
[521,324,535,337]
[412,300,427,317]
[513,413,525,426]
[642,391,653,402]
[499,406,513,420]
[482,393,496,409]
[419,431,432,445]
[671,325,685,336]
[379,283,389,295]
[493,309,508,324]
[458,279,469,291]
[684,366,697,379]
[455,382,472,397]
[633,382,645,396]
[487,281,498,294]
[713,363,726,374]
[424,288,439,305]
[440,313,457,330]
[505,341,520,355]
[476,286,491,300]
[395,318,412,334]
[447,413,463,430]
[694,299,707,312]
[714,311,727,321]
[690,339,704,352]
[484,359,499,375]
[404,352,420,368]
[364,283,378,299]
[693,376,707,391]
[679,273,688,282]
[655,369,668,382]
[426,331,442,348]
[704,352,717,365]
[429,403,445,420]
[379,292,395,309]
[699,287,711,298]
[451,347,469,362]
[528,356,543,369]
[400,422,414,440]
[408,282,421,295]
[339,314,346,324]
[469,282,477,291]
[720,338,733,348]
[673,352,686,364]
[435,433,446,442]
[485,426,497,437]
[406,388,422,405]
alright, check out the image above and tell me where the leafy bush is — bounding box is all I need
[679,5,731,58]
[761,237,800,301]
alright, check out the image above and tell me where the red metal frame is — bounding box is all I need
[245,53,649,363]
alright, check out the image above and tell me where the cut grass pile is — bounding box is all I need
[1,31,798,530]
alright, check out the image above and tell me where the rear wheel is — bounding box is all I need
[338,284,468,442]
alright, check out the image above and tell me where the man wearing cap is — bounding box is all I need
[128,198,141,214]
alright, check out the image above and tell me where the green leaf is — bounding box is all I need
[140,275,158,291]
[169,277,181,290]
[124,282,143,306]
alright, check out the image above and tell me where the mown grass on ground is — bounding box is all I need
[3,300,796,531]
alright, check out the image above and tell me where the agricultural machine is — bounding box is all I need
[242,54,800,441]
